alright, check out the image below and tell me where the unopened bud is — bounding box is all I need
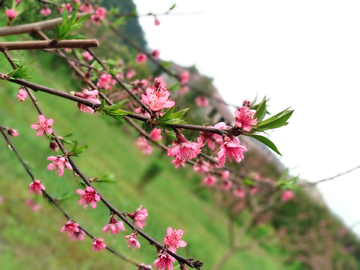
[242,99,251,108]
[50,141,59,151]
[7,129,18,137]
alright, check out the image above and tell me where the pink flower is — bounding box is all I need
[136,53,147,64]
[26,200,41,212]
[164,227,187,253]
[233,187,246,198]
[92,238,106,251]
[5,9,18,21]
[154,77,166,88]
[220,179,232,190]
[7,129,18,137]
[172,158,185,169]
[138,263,152,270]
[17,87,27,101]
[217,136,247,167]
[49,141,59,151]
[177,86,189,95]
[135,137,153,155]
[15,0,21,4]
[243,99,251,108]
[73,0,81,4]
[135,107,151,118]
[76,187,100,209]
[79,3,94,13]
[167,132,201,161]
[40,5,51,16]
[126,69,136,79]
[152,49,160,59]
[97,74,113,89]
[220,170,230,180]
[150,128,162,141]
[141,87,175,112]
[71,229,85,241]
[60,3,73,13]
[193,159,209,173]
[0,195,4,204]
[195,96,209,107]
[153,251,175,270]
[154,16,160,26]
[203,176,216,186]
[125,233,140,249]
[31,115,54,136]
[249,186,259,195]
[29,180,45,195]
[180,71,189,85]
[91,7,106,25]
[197,129,218,151]
[82,51,93,62]
[282,190,294,202]
[47,156,72,177]
[213,122,231,145]
[61,221,80,236]
[74,89,101,113]
[103,214,125,235]
[116,72,124,80]
[128,205,148,229]
[234,107,257,132]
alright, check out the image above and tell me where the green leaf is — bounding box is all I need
[169,108,188,120]
[76,13,90,24]
[93,175,116,183]
[161,118,185,125]
[8,65,32,79]
[248,134,282,155]
[167,82,180,92]
[68,10,78,27]
[169,3,176,10]
[100,99,106,110]
[64,34,86,40]
[61,9,68,30]
[166,130,176,141]
[257,110,294,131]
[158,106,175,122]
[253,98,267,122]
[108,99,128,111]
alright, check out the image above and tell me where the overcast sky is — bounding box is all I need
[133,0,360,236]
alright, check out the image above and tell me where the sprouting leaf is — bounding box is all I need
[248,134,282,155]
[93,175,116,183]
[257,110,294,131]
[56,11,89,41]
[169,3,176,11]
[64,34,86,40]
[166,130,176,141]
[157,106,175,122]
[8,65,32,79]
[253,98,267,122]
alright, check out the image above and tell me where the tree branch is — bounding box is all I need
[0,40,99,50]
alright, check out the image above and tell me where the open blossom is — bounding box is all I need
[29,180,45,195]
[153,251,175,270]
[220,170,230,180]
[74,89,101,113]
[40,5,51,16]
[154,77,166,88]
[138,263,152,270]
[47,156,72,177]
[197,129,218,151]
[103,215,125,235]
[31,115,54,136]
[164,227,187,253]
[233,187,246,198]
[71,229,85,241]
[150,128,162,141]
[128,205,148,229]
[180,71,189,85]
[60,3,72,13]
[203,176,216,186]
[92,238,106,251]
[135,107,150,118]
[193,159,209,173]
[79,3,94,13]
[17,87,27,101]
[136,53,147,63]
[195,96,209,107]
[26,200,41,212]
[7,129,18,137]
[177,86,189,95]
[132,79,148,93]
[220,179,232,190]
[218,135,247,167]
[167,132,201,161]
[76,187,100,209]
[282,190,294,202]
[213,122,231,145]
[141,87,175,112]
[135,137,153,155]
[172,158,185,169]
[91,7,106,25]
[5,9,18,21]
[82,51,93,62]
[97,74,113,89]
[61,221,80,236]
[234,107,257,132]
[126,69,136,79]
[152,49,160,59]
[125,233,140,250]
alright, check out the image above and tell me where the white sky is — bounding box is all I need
[133,0,360,236]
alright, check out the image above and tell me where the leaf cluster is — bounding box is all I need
[56,10,89,41]
[99,99,133,122]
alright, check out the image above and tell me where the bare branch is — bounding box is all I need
[0,40,99,50]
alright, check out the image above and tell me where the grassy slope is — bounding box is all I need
[0,41,301,269]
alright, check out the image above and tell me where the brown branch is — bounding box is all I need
[0,12,89,36]
[0,125,151,270]
[0,40,99,51]
[306,165,360,186]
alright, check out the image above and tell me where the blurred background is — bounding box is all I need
[0,0,360,269]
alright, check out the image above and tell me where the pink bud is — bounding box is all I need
[50,141,59,152]
[5,9,18,21]
[7,129,18,137]
[154,16,160,26]
[40,5,51,16]
[17,87,27,102]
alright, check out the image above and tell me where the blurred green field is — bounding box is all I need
[0,41,303,269]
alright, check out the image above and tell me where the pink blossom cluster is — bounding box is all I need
[97,74,115,90]
[125,233,140,249]
[168,132,201,166]
[29,180,45,195]
[93,238,107,251]
[82,51,93,62]
[59,3,72,14]
[135,137,153,155]
[136,53,147,64]
[74,89,101,113]
[61,221,85,241]
[132,79,148,94]
[47,156,72,177]
[103,214,125,235]
[91,7,106,25]
[76,186,101,209]
[79,3,94,13]
[195,96,209,107]
[141,86,175,113]
[128,205,148,229]
[234,107,257,132]
[31,115,54,136]
[40,5,51,16]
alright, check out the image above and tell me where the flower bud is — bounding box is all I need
[50,141,59,152]
[7,129,18,137]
